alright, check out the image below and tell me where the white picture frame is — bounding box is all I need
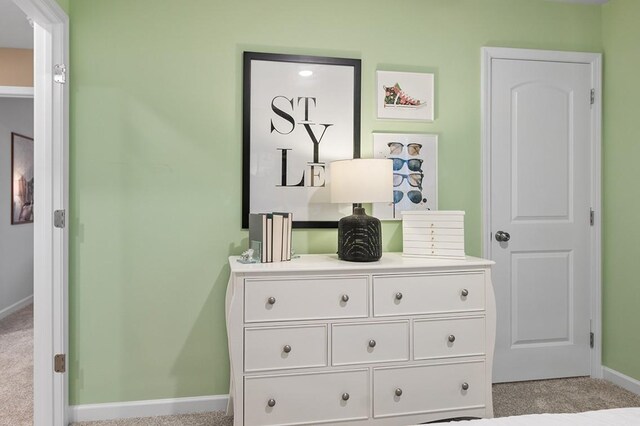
[376,70,434,121]
[372,132,438,220]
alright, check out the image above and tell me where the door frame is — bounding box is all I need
[481,47,602,379]
[11,0,69,424]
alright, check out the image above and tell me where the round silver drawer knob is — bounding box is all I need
[461,382,469,391]
[283,345,292,353]
[267,398,276,407]
[395,388,403,397]
[267,296,276,305]
[341,294,350,302]
[461,289,469,297]
[368,339,377,348]
[395,292,403,300]
[342,393,350,401]
[448,335,456,343]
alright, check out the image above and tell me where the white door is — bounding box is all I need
[489,57,593,382]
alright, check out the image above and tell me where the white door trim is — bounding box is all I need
[11,0,69,424]
[481,47,602,380]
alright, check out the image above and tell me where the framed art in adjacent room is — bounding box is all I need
[11,132,35,224]
[377,70,434,121]
[243,51,361,228]
[372,132,437,220]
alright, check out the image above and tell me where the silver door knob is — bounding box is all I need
[461,382,469,391]
[342,393,350,401]
[267,398,276,407]
[283,345,291,353]
[495,231,511,242]
[368,339,377,348]
[395,292,403,300]
[341,294,350,302]
[395,388,403,396]
[267,296,276,305]
[448,335,456,343]
[461,289,469,297]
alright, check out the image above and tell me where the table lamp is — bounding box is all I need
[329,158,393,262]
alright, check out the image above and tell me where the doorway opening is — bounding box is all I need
[0,1,36,422]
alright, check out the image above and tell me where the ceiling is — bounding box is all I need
[0,0,33,49]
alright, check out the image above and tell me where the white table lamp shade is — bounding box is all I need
[329,159,393,204]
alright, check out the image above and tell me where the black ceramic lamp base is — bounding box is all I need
[337,206,382,262]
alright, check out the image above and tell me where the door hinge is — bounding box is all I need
[590,89,595,105]
[54,64,67,84]
[54,209,65,228]
[590,332,595,349]
[54,354,66,373]
[590,208,595,226]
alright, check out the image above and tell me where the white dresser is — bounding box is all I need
[226,253,496,426]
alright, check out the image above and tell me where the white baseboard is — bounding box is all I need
[603,366,640,396]
[0,295,33,321]
[69,394,229,422]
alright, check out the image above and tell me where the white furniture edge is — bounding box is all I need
[69,394,229,422]
[0,295,33,320]
[603,367,640,396]
[0,85,34,98]
[481,46,603,380]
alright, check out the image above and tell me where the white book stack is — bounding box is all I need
[402,210,465,259]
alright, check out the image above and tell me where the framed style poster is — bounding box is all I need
[377,70,434,121]
[372,132,437,220]
[243,52,361,228]
[11,132,35,224]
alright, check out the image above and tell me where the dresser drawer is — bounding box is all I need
[403,220,464,229]
[244,325,327,372]
[244,276,368,323]
[332,321,409,366]
[404,233,464,243]
[414,317,485,360]
[244,370,369,426]
[404,249,466,258]
[373,361,485,418]
[402,212,464,223]
[403,227,464,236]
[403,241,465,250]
[373,273,485,317]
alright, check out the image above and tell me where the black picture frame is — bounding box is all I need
[242,51,361,229]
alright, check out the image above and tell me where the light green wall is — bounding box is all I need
[601,0,640,381]
[55,0,68,14]
[67,0,603,404]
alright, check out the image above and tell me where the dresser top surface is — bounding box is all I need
[229,252,494,274]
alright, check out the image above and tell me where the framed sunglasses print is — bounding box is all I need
[243,52,361,228]
[372,132,438,220]
[377,70,434,121]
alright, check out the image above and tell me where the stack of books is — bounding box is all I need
[401,210,465,259]
[248,212,293,263]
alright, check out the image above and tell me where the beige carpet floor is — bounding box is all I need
[3,306,640,425]
[0,304,33,426]
[492,376,640,417]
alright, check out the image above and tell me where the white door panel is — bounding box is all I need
[490,58,592,382]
